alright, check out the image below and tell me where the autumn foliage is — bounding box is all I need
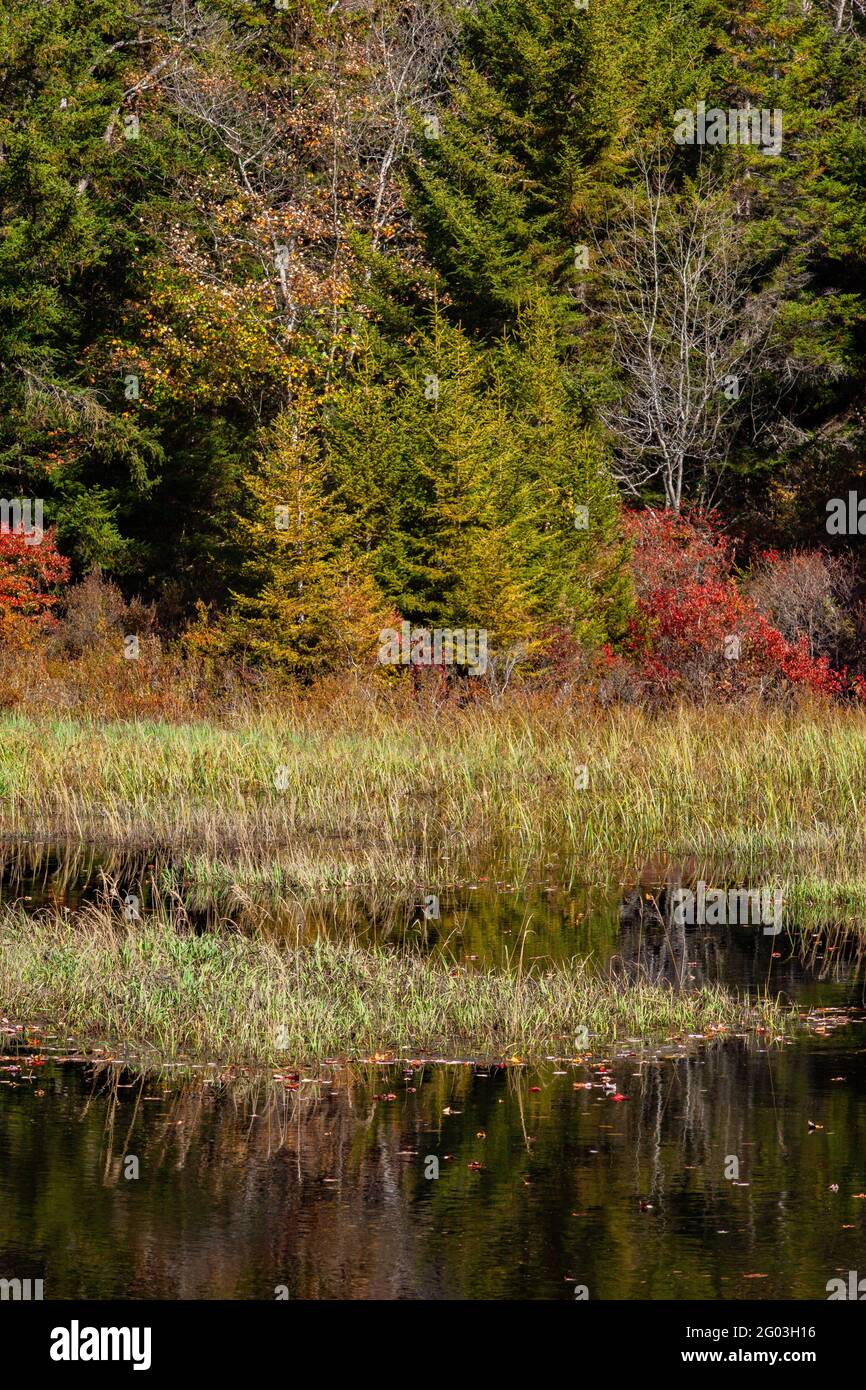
[0,528,70,641]
[3,503,865,713]
[619,509,864,703]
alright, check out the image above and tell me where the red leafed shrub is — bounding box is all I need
[621,509,858,703]
[0,527,70,638]
[627,506,733,597]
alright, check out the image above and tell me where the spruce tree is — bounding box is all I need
[405,0,598,338]
[495,300,632,645]
[326,301,631,660]
[422,312,537,650]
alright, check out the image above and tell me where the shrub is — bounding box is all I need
[0,526,70,641]
[621,509,857,703]
[746,549,858,665]
[51,570,153,659]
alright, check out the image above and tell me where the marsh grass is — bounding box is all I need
[0,902,787,1064]
[786,877,866,932]
[3,700,866,894]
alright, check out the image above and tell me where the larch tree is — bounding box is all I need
[231,387,386,673]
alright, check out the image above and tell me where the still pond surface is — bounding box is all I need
[2,846,866,1299]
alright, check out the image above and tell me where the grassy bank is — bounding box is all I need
[2,699,866,892]
[0,904,787,1063]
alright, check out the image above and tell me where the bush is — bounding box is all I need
[620,509,859,703]
[0,526,69,641]
[51,570,154,659]
[746,549,858,665]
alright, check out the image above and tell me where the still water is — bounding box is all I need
[2,846,866,1300]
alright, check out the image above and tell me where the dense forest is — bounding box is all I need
[1,0,865,696]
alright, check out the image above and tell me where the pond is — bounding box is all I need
[2,844,866,1300]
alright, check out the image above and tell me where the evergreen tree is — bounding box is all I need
[326,300,631,660]
[495,300,632,644]
[404,0,715,344]
[231,389,386,673]
[421,312,537,650]
[0,0,164,574]
[404,0,598,338]
[704,0,866,540]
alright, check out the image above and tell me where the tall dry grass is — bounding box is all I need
[0,694,864,892]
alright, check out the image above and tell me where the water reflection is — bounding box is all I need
[3,843,866,1000]
[1,1028,865,1300]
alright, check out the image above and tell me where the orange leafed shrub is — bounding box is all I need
[0,527,70,645]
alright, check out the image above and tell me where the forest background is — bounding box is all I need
[2,0,865,710]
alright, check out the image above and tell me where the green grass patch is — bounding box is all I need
[0,903,788,1064]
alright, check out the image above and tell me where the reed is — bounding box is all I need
[0,902,788,1064]
[2,700,865,891]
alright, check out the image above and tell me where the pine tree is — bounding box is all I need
[326,300,631,662]
[325,309,533,640]
[405,0,599,339]
[404,0,716,344]
[422,312,537,650]
[323,324,442,626]
[703,0,866,538]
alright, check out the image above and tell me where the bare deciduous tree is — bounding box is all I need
[827,0,866,35]
[595,148,775,510]
[357,0,456,252]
